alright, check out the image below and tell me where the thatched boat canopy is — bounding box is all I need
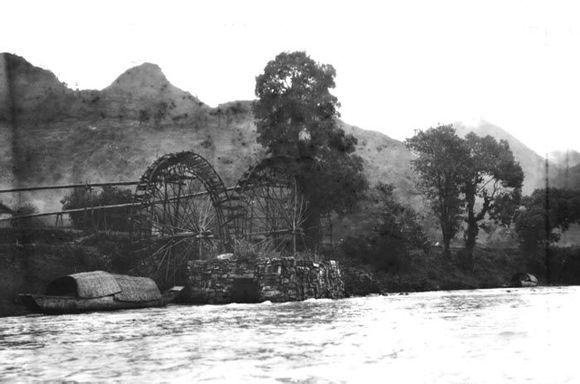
[46,271,162,302]
[112,274,162,302]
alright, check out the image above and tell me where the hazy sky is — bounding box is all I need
[2,0,579,155]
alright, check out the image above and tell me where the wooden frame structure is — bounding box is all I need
[0,151,331,286]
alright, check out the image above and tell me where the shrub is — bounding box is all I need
[10,203,45,229]
[138,109,150,123]
[340,183,428,273]
[232,238,280,261]
[61,186,133,231]
[514,188,580,253]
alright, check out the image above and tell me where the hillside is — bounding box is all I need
[550,150,580,169]
[0,53,419,214]
[552,163,580,190]
[549,150,580,190]
[0,53,563,225]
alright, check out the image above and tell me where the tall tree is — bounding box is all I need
[253,51,368,247]
[405,125,468,255]
[462,133,523,262]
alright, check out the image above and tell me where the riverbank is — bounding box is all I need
[342,245,580,296]
[2,228,580,317]
[0,243,112,317]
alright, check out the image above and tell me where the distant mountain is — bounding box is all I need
[0,53,419,215]
[0,52,569,238]
[549,150,580,168]
[552,163,580,190]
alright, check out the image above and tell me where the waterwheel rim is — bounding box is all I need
[131,151,231,288]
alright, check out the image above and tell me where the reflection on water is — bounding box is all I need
[1,287,580,383]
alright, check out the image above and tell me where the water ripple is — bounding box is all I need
[1,287,580,382]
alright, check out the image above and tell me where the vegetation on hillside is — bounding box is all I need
[340,183,428,273]
[514,188,580,280]
[10,203,44,229]
[61,187,133,231]
[5,51,580,298]
[552,163,580,190]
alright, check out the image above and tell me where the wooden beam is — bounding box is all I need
[0,181,141,194]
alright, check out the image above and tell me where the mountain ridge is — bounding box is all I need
[0,53,555,214]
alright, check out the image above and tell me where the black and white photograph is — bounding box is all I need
[1,0,580,382]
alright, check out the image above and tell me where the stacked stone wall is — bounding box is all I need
[181,257,345,304]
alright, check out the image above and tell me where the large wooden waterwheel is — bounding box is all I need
[235,157,309,255]
[130,151,239,287]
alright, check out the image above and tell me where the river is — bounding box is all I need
[1,287,579,383]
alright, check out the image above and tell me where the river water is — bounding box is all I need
[1,287,579,383]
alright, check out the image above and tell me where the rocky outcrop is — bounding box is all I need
[181,257,345,304]
[511,272,539,287]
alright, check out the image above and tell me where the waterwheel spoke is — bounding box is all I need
[238,165,313,257]
[131,151,230,289]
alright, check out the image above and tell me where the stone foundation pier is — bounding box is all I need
[180,257,345,304]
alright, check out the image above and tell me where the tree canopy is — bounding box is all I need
[462,133,524,261]
[253,51,368,247]
[405,125,468,255]
[515,188,580,252]
[406,125,523,260]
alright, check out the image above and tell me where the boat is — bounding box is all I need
[18,271,181,315]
